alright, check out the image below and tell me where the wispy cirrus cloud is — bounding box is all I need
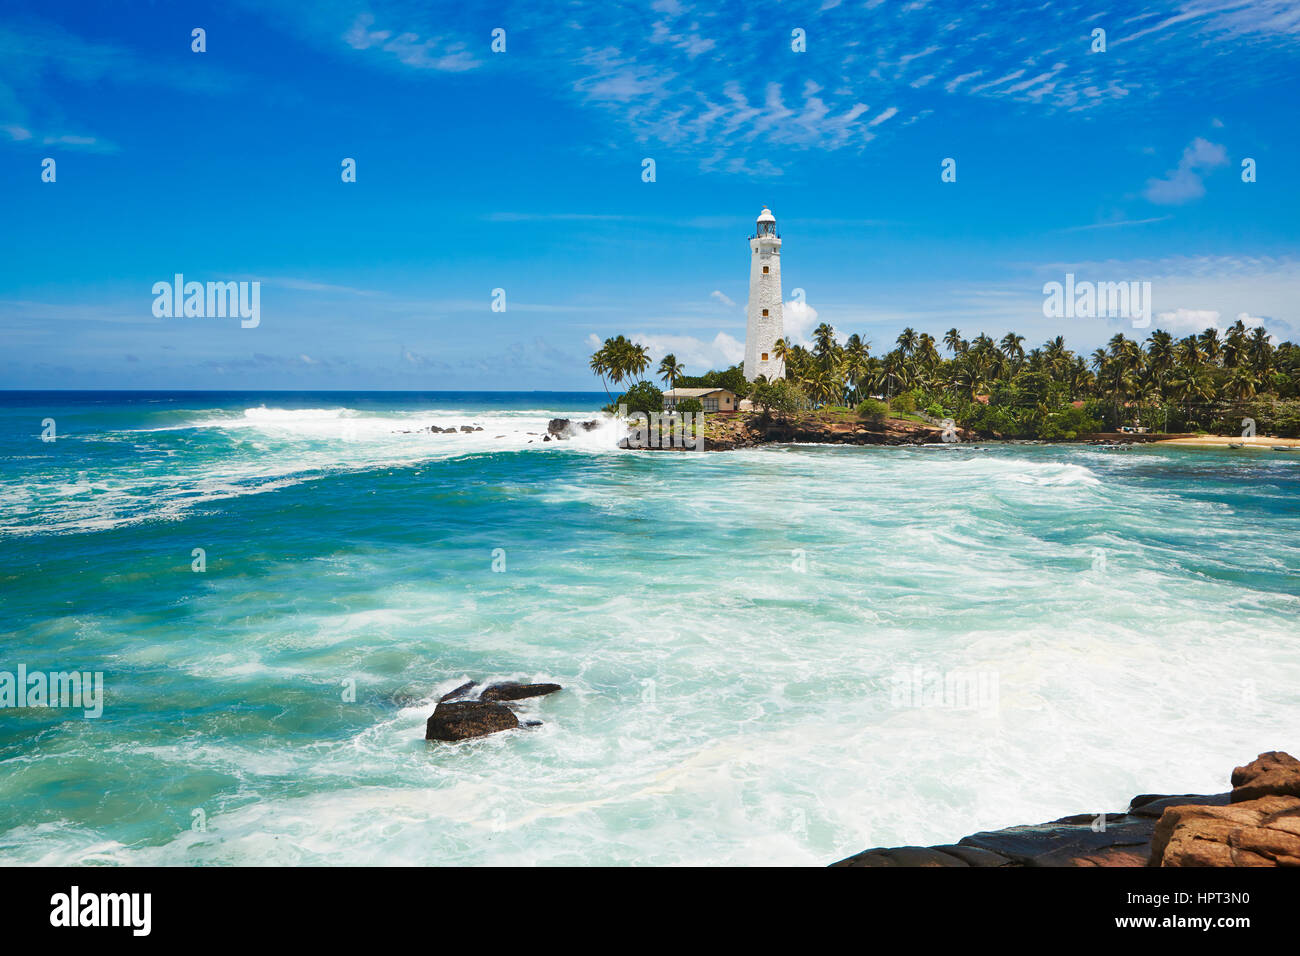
[343,13,479,72]
[0,16,236,153]
[235,0,1300,175]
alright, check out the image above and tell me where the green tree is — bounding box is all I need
[657,353,685,390]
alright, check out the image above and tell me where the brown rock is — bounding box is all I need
[425,700,518,741]
[479,681,562,702]
[1149,794,1300,866]
[1069,846,1151,867]
[1230,751,1300,802]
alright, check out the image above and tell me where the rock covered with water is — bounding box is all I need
[425,679,562,742]
[546,418,600,439]
[396,424,484,434]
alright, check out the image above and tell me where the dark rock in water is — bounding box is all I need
[547,418,599,438]
[426,700,518,741]
[459,425,475,433]
[424,680,561,741]
[543,434,552,441]
[438,680,478,703]
[480,681,562,702]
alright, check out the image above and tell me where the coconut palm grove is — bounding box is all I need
[590,320,1300,440]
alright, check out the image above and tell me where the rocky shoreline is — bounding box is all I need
[698,413,970,450]
[832,751,1300,867]
[549,413,972,451]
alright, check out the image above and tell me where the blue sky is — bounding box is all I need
[2,0,1298,389]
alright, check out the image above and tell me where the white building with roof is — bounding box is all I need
[742,206,786,382]
[662,387,738,413]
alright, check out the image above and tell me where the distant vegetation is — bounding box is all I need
[589,320,1300,438]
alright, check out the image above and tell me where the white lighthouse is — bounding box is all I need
[743,206,786,382]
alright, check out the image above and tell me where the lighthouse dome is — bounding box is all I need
[756,207,776,223]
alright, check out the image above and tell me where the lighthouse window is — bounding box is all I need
[762,266,769,273]
[761,352,769,361]
[762,309,769,316]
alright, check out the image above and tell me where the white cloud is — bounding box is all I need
[1143,136,1228,205]
[782,298,820,346]
[629,331,744,373]
[710,290,735,307]
[1152,308,1223,335]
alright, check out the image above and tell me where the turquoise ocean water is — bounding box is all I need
[1,390,1297,865]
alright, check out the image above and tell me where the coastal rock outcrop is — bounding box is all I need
[1229,750,1300,802]
[1148,751,1300,867]
[629,413,973,452]
[425,679,562,742]
[832,752,1298,867]
[546,418,600,439]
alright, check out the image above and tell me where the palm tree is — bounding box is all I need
[842,334,870,403]
[802,366,835,407]
[772,337,792,375]
[1168,362,1214,423]
[813,323,837,365]
[1225,365,1259,402]
[897,327,919,357]
[1248,327,1274,376]
[621,339,651,383]
[657,354,685,390]
[1198,328,1222,367]
[589,340,615,400]
[1000,333,1026,371]
[943,328,966,357]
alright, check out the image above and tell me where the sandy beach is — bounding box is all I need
[1156,435,1300,450]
